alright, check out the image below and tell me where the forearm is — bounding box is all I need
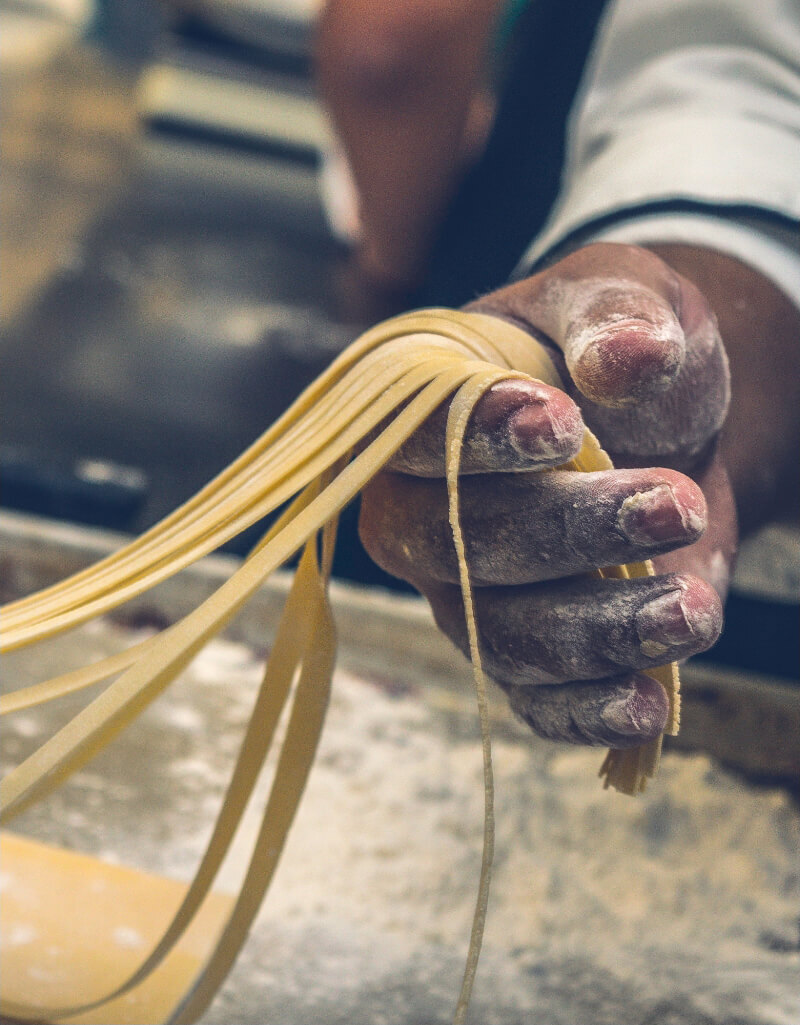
[316,0,500,286]
[646,244,800,534]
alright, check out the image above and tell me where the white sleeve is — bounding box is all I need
[515,0,800,306]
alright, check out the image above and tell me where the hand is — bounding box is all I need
[359,243,735,747]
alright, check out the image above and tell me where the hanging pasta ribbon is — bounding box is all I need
[0,309,678,1025]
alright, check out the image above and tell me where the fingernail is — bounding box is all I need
[600,678,669,740]
[636,589,694,658]
[617,485,704,546]
[507,398,581,462]
[566,316,684,405]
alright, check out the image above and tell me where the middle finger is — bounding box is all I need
[361,466,706,587]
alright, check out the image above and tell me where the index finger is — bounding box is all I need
[385,377,585,477]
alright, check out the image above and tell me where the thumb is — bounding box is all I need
[468,243,730,464]
[557,275,686,407]
[485,243,689,407]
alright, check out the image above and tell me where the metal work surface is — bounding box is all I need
[2,514,799,1025]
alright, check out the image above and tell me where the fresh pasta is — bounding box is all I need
[0,309,678,1024]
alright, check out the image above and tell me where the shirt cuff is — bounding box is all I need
[573,211,800,313]
[515,113,800,278]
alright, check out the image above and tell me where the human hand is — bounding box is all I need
[359,243,734,747]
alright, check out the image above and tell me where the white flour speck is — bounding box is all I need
[5,924,38,946]
[113,925,145,949]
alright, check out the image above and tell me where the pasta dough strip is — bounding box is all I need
[2,318,486,628]
[2,306,528,631]
[0,309,679,1024]
[168,518,340,1025]
[0,532,329,1020]
[0,366,482,820]
[3,351,480,646]
[0,486,319,716]
[446,370,510,1025]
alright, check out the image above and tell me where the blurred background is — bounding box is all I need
[1,0,366,565]
[1,0,798,681]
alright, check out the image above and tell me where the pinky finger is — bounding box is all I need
[506,674,670,748]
